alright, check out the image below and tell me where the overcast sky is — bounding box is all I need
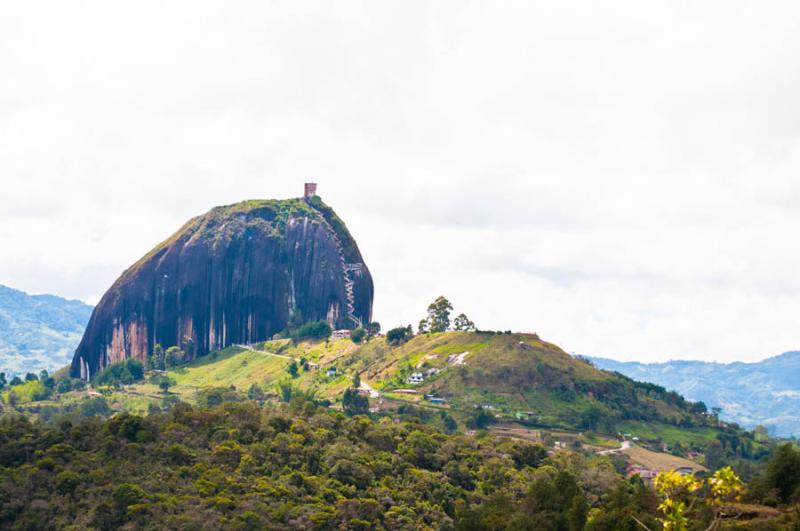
[2,1,800,363]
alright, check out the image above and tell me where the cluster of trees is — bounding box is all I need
[289,320,332,342]
[0,396,797,530]
[341,387,369,416]
[151,374,177,394]
[418,296,475,334]
[386,324,414,345]
[339,374,370,416]
[3,347,186,411]
[53,375,86,395]
[271,295,472,348]
[146,344,186,371]
[283,309,337,342]
[284,317,384,345]
[286,358,314,378]
[1,372,92,412]
[0,370,55,391]
[94,359,145,387]
[748,443,800,506]
[349,322,380,344]
[1,370,63,405]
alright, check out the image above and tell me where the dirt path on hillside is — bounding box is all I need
[598,440,631,455]
[359,380,380,398]
[234,345,295,361]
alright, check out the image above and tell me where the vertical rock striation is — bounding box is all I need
[70,196,373,379]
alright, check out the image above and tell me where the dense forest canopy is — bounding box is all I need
[1,298,798,529]
[0,396,798,530]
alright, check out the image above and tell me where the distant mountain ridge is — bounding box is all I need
[588,352,800,437]
[0,284,93,374]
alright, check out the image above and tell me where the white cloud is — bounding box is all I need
[2,0,800,362]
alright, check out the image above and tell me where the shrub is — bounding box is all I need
[212,441,244,468]
[290,320,332,341]
[157,376,176,393]
[54,471,81,494]
[342,387,369,416]
[197,387,240,407]
[350,328,366,343]
[165,346,185,368]
[5,380,49,403]
[247,383,265,401]
[386,325,413,345]
[94,359,145,386]
[56,379,72,394]
[468,408,496,429]
[764,443,800,503]
[277,381,293,403]
[511,443,548,469]
[30,382,51,401]
[165,444,194,466]
[112,483,145,508]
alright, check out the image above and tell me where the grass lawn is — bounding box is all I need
[618,420,719,446]
[583,433,622,448]
[168,346,290,390]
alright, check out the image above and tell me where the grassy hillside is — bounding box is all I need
[1,330,770,474]
[11,331,734,430]
[161,342,356,402]
[323,331,709,431]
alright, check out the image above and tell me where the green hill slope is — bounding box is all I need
[122,331,729,436]
[5,330,767,469]
[331,331,711,431]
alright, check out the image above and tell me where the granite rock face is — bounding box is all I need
[70,197,373,379]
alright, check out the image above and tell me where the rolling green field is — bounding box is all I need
[168,346,290,389]
[0,332,717,428]
[617,420,720,446]
[0,330,762,472]
[111,343,357,412]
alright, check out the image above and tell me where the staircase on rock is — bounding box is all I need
[314,211,364,328]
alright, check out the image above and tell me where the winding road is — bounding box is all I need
[598,440,632,455]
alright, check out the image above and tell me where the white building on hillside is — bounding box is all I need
[407,372,424,384]
[331,329,351,340]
